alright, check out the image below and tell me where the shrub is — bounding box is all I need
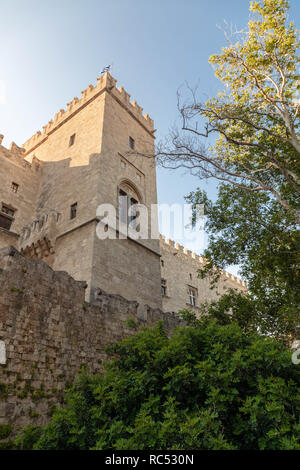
[18,320,300,450]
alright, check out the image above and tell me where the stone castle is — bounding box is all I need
[0,72,246,314]
[0,73,248,432]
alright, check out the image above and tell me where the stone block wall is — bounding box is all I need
[160,235,247,314]
[0,246,182,435]
[19,72,162,310]
[0,139,42,237]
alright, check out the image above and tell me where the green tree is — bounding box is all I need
[185,185,300,339]
[155,0,300,338]
[158,0,300,222]
[18,321,300,450]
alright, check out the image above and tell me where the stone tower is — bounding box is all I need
[0,73,162,309]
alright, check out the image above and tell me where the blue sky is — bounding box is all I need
[1,0,299,272]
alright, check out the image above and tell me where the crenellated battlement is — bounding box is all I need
[0,135,26,158]
[23,72,155,153]
[159,234,247,288]
[0,135,42,170]
[19,209,61,259]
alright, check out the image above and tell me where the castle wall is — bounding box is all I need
[0,246,182,435]
[0,73,247,320]
[90,78,162,308]
[53,221,96,299]
[20,81,107,291]
[160,236,247,314]
[99,82,156,210]
[0,141,42,236]
[91,236,162,309]
[0,228,18,250]
[20,73,162,308]
[24,93,106,234]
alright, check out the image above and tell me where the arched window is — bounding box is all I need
[118,181,142,230]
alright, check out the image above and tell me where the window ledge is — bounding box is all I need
[0,227,19,237]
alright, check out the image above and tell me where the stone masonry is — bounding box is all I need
[0,73,161,310]
[0,246,182,433]
[0,74,248,438]
[0,73,246,315]
[160,235,247,313]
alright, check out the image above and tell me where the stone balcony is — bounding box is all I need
[18,210,61,259]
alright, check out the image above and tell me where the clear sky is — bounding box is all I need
[1,0,299,272]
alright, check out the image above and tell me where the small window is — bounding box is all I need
[129,136,135,150]
[0,214,12,230]
[118,189,128,223]
[118,184,141,230]
[1,205,15,217]
[161,259,164,267]
[0,204,15,230]
[161,279,167,297]
[11,182,19,193]
[69,134,76,147]
[70,202,77,219]
[189,273,192,280]
[189,288,196,307]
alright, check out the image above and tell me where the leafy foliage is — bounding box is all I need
[14,426,42,450]
[158,0,300,222]
[18,321,300,450]
[168,0,300,339]
[12,0,300,452]
[186,184,300,339]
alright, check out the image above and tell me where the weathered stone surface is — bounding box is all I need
[160,235,247,313]
[0,72,161,310]
[0,73,246,316]
[0,247,183,433]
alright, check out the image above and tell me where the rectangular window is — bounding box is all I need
[118,189,128,224]
[70,202,77,219]
[161,279,167,297]
[69,134,76,147]
[1,205,15,217]
[189,288,196,306]
[11,182,19,193]
[129,136,135,150]
[0,204,15,230]
[0,214,13,230]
